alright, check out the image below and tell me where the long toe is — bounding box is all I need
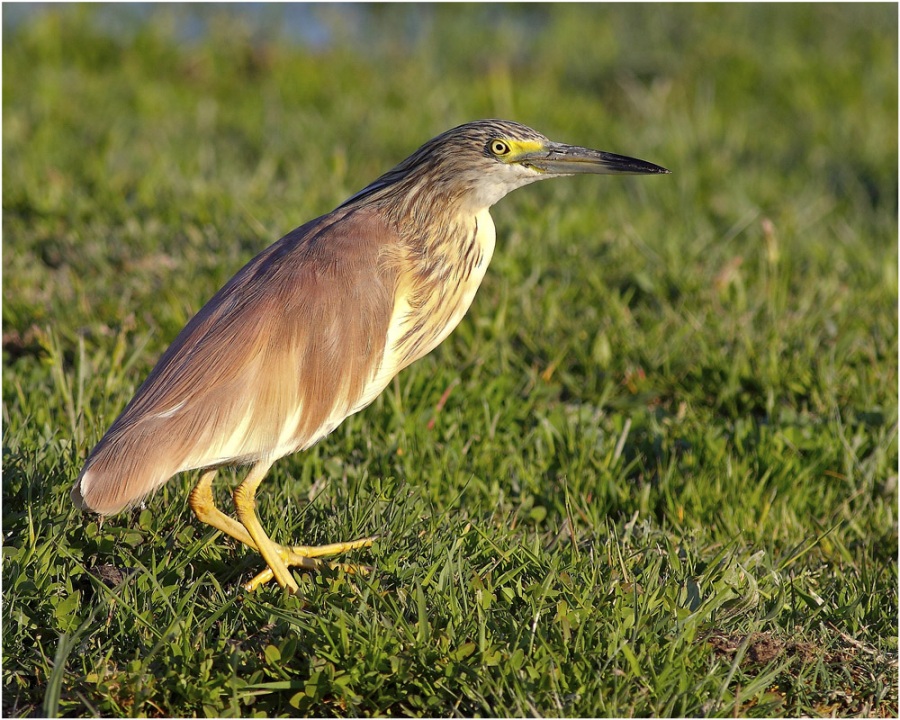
[285,535,378,558]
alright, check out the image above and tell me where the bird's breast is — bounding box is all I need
[380,208,496,379]
[439,206,497,339]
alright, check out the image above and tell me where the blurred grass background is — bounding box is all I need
[3,3,897,717]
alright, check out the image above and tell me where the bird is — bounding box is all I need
[72,119,669,594]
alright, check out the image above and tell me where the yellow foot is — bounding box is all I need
[243,535,378,592]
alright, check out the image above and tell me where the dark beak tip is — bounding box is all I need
[640,164,671,176]
[600,151,670,176]
[640,160,671,175]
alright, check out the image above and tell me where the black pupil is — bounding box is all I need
[494,142,506,154]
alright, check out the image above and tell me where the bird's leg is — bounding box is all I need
[191,467,376,592]
[233,460,300,592]
[189,469,258,549]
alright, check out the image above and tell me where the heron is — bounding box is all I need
[72,119,669,593]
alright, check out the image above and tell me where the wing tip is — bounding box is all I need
[72,464,138,517]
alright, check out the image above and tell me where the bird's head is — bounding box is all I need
[344,119,669,212]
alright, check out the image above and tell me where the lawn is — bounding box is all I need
[2,4,897,717]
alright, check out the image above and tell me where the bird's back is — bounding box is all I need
[73,205,402,515]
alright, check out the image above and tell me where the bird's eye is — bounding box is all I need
[489,139,511,156]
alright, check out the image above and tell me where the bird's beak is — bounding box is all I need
[516,142,670,176]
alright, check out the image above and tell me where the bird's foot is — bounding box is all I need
[243,535,377,592]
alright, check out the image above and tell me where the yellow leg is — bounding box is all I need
[189,468,378,592]
[189,469,258,549]
[233,460,300,592]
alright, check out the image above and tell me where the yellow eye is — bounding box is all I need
[489,139,511,156]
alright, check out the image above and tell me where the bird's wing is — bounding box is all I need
[75,205,402,514]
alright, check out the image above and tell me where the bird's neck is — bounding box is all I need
[389,193,491,277]
[379,204,496,373]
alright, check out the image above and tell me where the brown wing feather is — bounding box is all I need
[74,206,400,515]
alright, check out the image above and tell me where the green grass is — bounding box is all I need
[3,4,897,717]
